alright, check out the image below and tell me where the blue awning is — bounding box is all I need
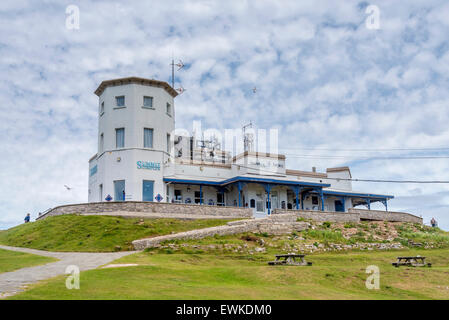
[163,176,330,188]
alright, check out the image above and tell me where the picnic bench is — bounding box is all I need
[392,256,431,267]
[268,254,312,266]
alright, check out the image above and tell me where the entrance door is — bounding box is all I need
[114,180,125,202]
[335,200,344,212]
[142,180,154,202]
[256,194,264,213]
[271,191,279,210]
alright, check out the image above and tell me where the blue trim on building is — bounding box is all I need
[321,190,394,200]
[163,176,330,188]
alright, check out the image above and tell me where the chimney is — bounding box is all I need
[312,167,316,172]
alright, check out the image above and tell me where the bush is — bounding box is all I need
[322,221,332,228]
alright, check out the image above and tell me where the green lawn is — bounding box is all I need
[0,215,234,252]
[0,249,57,274]
[10,248,449,300]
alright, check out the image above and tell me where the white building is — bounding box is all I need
[88,77,393,215]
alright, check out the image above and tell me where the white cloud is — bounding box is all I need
[1,0,449,229]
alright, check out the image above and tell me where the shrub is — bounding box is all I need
[322,221,332,228]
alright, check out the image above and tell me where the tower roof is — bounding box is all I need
[94,76,178,97]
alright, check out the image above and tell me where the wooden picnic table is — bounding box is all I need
[392,256,431,267]
[268,253,312,266]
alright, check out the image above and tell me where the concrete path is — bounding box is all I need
[0,245,137,298]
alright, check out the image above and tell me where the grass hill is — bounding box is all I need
[2,217,449,299]
[0,249,57,274]
[0,215,233,252]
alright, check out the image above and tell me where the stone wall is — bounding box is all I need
[272,208,422,224]
[272,209,360,223]
[36,201,253,220]
[132,214,309,250]
[348,208,423,224]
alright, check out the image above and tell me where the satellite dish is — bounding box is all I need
[174,136,182,144]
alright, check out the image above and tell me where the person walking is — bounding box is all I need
[24,213,31,223]
[430,217,437,228]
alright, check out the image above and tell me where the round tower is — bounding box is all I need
[88,77,177,202]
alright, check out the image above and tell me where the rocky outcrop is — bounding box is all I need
[132,214,309,250]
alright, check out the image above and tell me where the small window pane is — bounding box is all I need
[166,103,171,114]
[116,96,125,107]
[100,102,104,114]
[116,128,125,148]
[167,133,170,152]
[144,96,153,108]
[144,128,153,148]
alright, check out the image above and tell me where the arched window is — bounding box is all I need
[250,199,255,208]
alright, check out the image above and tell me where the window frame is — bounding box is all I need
[143,96,154,109]
[166,102,171,116]
[115,96,125,108]
[144,128,154,149]
[115,128,125,149]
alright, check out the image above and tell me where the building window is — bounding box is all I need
[194,191,203,204]
[167,133,171,153]
[250,199,255,208]
[312,196,318,205]
[100,102,104,115]
[174,190,182,203]
[99,184,103,202]
[166,102,171,115]
[115,96,125,107]
[144,128,153,148]
[100,133,104,153]
[217,193,225,206]
[116,128,125,148]
[143,96,153,108]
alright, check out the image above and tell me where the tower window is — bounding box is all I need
[115,96,125,107]
[144,128,153,148]
[100,133,104,152]
[166,102,171,115]
[167,133,171,153]
[116,128,125,148]
[100,101,104,115]
[143,96,153,108]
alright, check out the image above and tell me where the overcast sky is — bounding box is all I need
[1,0,448,230]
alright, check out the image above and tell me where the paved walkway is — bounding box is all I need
[0,245,137,298]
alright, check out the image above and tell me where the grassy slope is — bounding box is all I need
[0,215,234,252]
[10,248,449,300]
[0,249,57,274]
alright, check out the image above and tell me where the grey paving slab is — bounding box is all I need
[0,245,137,298]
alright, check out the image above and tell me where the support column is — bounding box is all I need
[319,188,324,211]
[200,185,203,205]
[290,186,301,210]
[366,198,371,210]
[301,192,305,210]
[382,199,388,211]
[341,197,346,212]
[237,182,243,207]
[264,184,272,215]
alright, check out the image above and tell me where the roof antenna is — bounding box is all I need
[242,121,253,152]
[170,58,185,89]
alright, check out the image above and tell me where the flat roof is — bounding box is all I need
[164,176,330,188]
[94,77,178,97]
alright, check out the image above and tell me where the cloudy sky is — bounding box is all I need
[1,0,448,229]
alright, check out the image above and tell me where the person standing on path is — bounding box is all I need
[24,213,30,223]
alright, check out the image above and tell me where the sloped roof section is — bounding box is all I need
[94,77,178,97]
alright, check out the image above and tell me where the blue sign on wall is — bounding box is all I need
[137,161,161,170]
